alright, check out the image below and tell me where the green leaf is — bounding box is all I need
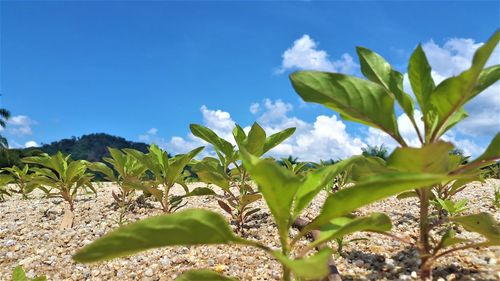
[263,127,296,154]
[438,229,469,249]
[240,149,299,240]
[193,157,231,191]
[290,71,404,144]
[451,213,500,245]
[174,270,238,281]
[467,133,500,167]
[73,209,244,263]
[308,213,392,250]
[311,172,455,228]
[357,47,415,119]
[244,122,266,156]
[190,124,234,156]
[165,147,204,184]
[408,44,435,116]
[474,65,500,96]
[293,156,362,218]
[429,29,500,138]
[232,125,246,145]
[12,266,27,281]
[272,248,333,279]
[387,141,454,173]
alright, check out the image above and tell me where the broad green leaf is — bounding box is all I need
[290,71,404,144]
[193,158,231,191]
[190,124,234,156]
[175,270,238,281]
[408,44,435,115]
[181,187,217,198]
[350,156,392,181]
[451,213,500,245]
[165,147,204,184]
[293,156,361,218]
[438,229,469,249]
[396,190,419,200]
[357,47,415,119]
[73,209,244,263]
[263,127,296,154]
[240,193,262,206]
[232,125,246,145]
[308,213,392,250]
[244,122,266,156]
[387,141,454,173]
[466,133,500,167]
[239,149,299,240]
[311,172,456,228]
[474,65,500,96]
[272,248,333,279]
[429,30,500,138]
[12,266,27,281]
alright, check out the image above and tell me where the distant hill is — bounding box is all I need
[0,133,149,168]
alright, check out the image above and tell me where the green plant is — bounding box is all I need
[490,186,500,209]
[361,144,389,160]
[22,152,95,228]
[334,237,368,256]
[432,198,469,217]
[74,150,407,280]
[125,144,208,213]
[88,147,148,225]
[289,29,500,280]
[191,122,295,231]
[2,165,39,199]
[0,174,13,201]
[278,157,311,176]
[11,265,46,281]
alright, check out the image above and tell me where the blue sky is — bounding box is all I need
[1,1,499,160]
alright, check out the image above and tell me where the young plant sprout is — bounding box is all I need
[22,152,95,228]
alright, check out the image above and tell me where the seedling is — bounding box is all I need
[191,122,295,231]
[22,152,95,228]
[432,198,469,217]
[74,151,413,280]
[2,165,39,199]
[125,144,208,213]
[88,147,147,225]
[0,174,12,201]
[289,29,500,280]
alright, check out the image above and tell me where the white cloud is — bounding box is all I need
[24,141,38,148]
[420,37,500,137]
[249,103,260,114]
[277,34,357,74]
[3,115,36,136]
[165,100,364,161]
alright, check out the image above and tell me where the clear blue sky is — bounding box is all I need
[1,1,499,159]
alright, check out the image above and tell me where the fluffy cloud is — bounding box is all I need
[163,100,364,161]
[24,141,38,148]
[420,38,500,136]
[277,34,357,74]
[2,115,36,136]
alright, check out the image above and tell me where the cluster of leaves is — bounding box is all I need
[191,122,295,231]
[290,29,500,279]
[88,145,206,224]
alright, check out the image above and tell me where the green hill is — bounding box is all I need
[0,133,149,168]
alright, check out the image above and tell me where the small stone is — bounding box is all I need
[437,278,445,281]
[214,265,227,273]
[208,259,215,266]
[353,259,364,267]
[488,258,496,265]
[411,271,417,279]
[144,268,154,277]
[91,269,100,276]
[5,239,16,247]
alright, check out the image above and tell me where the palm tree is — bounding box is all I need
[361,144,389,160]
[0,108,10,149]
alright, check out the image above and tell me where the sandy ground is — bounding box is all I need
[0,180,499,281]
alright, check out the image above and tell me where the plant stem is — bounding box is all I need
[418,187,432,280]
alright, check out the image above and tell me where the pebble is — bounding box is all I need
[144,268,154,277]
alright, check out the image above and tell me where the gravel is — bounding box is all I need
[0,180,499,280]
